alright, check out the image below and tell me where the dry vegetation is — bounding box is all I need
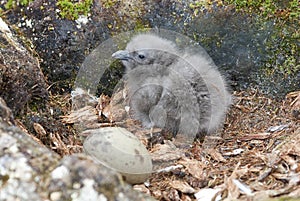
[141,89,300,200]
[24,88,300,200]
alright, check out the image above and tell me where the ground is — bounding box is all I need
[22,87,300,200]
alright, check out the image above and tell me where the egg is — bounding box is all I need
[82,127,153,184]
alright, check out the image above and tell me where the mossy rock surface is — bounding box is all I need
[1,0,298,98]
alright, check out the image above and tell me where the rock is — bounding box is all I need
[0,17,48,115]
[2,1,298,97]
[0,97,15,125]
[48,154,155,201]
[0,100,155,200]
[0,122,61,200]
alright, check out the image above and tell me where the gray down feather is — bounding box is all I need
[112,33,231,141]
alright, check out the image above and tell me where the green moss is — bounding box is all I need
[220,0,299,78]
[4,0,33,9]
[1,0,93,20]
[223,0,299,21]
[56,0,93,20]
[289,0,300,19]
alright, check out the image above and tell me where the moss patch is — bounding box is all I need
[4,0,33,9]
[56,0,93,20]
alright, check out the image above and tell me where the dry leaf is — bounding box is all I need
[223,162,251,199]
[169,180,196,194]
[133,184,151,195]
[222,148,244,156]
[157,165,184,173]
[238,132,271,141]
[163,188,180,201]
[288,91,300,108]
[33,122,47,137]
[204,148,226,162]
[179,158,206,180]
[288,186,300,198]
[96,94,111,117]
[181,194,193,201]
[150,142,184,170]
[194,188,222,201]
[225,175,240,199]
[61,106,97,124]
[232,179,253,196]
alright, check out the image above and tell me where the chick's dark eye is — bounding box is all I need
[138,54,145,59]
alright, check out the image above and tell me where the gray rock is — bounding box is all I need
[0,97,14,126]
[0,98,155,201]
[48,154,155,201]
[3,2,298,97]
[0,121,61,201]
[0,17,48,115]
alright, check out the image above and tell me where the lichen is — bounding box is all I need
[101,0,149,33]
[224,0,300,21]
[189,0,224,16]
[101,0,118,9]
[56,0,93,20]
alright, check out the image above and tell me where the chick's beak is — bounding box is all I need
[112,50,131,61]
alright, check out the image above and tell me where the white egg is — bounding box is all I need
[82,127,152,184]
